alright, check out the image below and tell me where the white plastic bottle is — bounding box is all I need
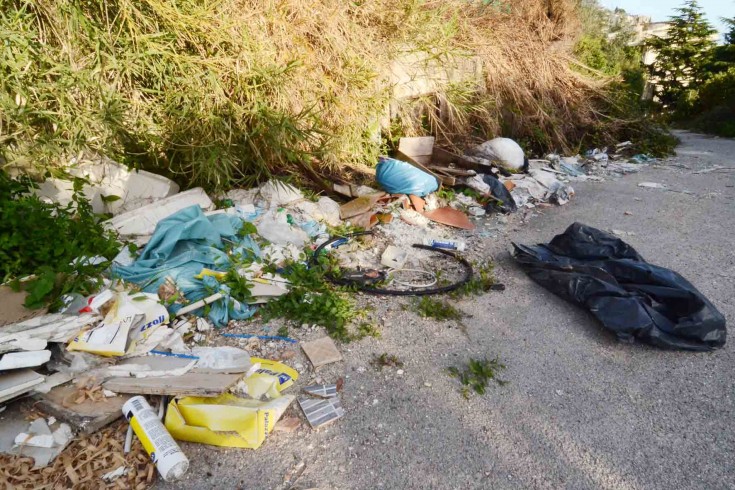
[122,396,189,481]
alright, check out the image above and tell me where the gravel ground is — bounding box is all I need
[162,131,734,490]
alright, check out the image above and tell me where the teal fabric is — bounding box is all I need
[112,205,257,326]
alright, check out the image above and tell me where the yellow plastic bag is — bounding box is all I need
[165,393,294,449]
[240,358,298,399]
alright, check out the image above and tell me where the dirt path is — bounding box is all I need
[164,131,734,490]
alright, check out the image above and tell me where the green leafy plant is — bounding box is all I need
[409,297,464,321]
[452,260,498,298]
[276,325,290,338]
[260,258,369,342]
[0,172,121,309]
[436,188,456,202]
[448,357,507,398]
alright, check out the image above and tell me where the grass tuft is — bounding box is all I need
[448,357,507,399]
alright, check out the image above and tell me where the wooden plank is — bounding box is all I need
[432,147,488,172]
[398,136,435,158]
[395,151,454,186]
[103,373,242,397]
[0,286,46,328]
[34,384,130,434]
[428,166,476,177]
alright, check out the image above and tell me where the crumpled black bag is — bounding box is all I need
[481,174,517,214]
[513,223,726,351]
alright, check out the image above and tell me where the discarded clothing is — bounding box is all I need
[513,223,726,351]
[375,157,439,196]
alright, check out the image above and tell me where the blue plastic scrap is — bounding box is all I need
[375,156,439,197]
[112,205,258,327]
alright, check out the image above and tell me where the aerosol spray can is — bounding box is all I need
[122,396,189,481]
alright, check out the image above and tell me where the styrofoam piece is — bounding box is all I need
[33,158,179,215]
[0,350,51,370]
[106,188,213,237]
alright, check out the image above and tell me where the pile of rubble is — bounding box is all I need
[0,136,654,487]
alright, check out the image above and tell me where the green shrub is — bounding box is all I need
[0,171,121,308]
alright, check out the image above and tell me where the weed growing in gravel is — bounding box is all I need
[261,257,371,342]
[452,260,503,298]
[371,353,403,370]
[448,357,507,399]
[277,325,290,338]
[409,297,464,321]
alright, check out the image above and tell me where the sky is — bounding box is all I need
[600,0,734,42]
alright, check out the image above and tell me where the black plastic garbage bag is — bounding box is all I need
[513,223,726,351]
[482,174,517,214]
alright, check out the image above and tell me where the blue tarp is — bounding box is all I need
[112,205,258,326]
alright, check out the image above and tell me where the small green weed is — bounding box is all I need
[452,260,498,298]
[409,297,464,321]
[436,188,456,202]
[357,322,381,339]
[371,353,403,370]
[326,222,364,237]
[277,325,290,338]
[261,258,369,342]
[448,357,507,399]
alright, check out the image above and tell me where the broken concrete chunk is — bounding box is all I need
[259,180,304,207]
[0,350,51,370]
[301,337,343,369]
[0,313,99,354]
[0,369,45,403]
[33,157,179,215]
[34,384,130,434]
[106,188,213,237]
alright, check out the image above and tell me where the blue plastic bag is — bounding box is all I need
[375,157,439,196]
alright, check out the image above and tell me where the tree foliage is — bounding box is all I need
[644,0,717,108]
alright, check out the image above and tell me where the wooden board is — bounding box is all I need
[34,384,130,434]
[398,137,435,159]
[428,165,476,177]
[432,147,488,172]
[0,286,46,328]
[103,373,242,397]
[395,151,455,186]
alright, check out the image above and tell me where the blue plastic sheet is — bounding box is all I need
[112,205,258,326]
[375,157,439,196]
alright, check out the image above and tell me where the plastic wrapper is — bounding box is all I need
[513,223,726,351]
